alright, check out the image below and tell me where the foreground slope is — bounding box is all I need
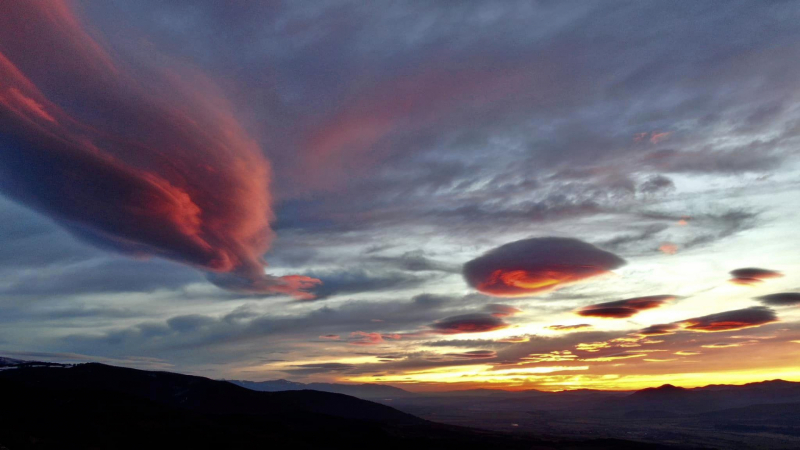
[0,362,676,450]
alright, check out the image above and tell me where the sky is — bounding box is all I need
[1,1,800,392]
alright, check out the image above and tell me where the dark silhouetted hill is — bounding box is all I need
[229,378,415,399]
[0,361,682,450]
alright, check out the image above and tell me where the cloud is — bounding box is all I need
[639,323,682,336]
[680,306,779,332]
[575,341,611,352]
[729,268,783,285]
[463,237,626,297]
[546,324,592,332]
[576,295,676,319]
[658,243,678,255]
[638,306,779,337]
[701,340,759,349]
[412,294,454,308]
[521,350,578,362]
[370,251,458,273]
[348,331,402,346]
[581,352,646,362]
[443,350,497,359]
[0,2,318,299]
[348,331,385,346]
[599,224,669,252]
[283,363,356,376]
[756,292,800,306]
[319,334,340,340]
[484,304,523,318]
[303,269,431,300]
[430,313,510,335]
[639,175,675,194]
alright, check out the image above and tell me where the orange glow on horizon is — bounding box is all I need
[344,368,800,393]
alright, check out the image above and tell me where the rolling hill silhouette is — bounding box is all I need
[0,360,681,450]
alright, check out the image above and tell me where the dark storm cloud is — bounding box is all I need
[729,268,784,286]
[576,295,676,319]
[463,237,626,297]
[756,293,800,307]
[430,314,510,335]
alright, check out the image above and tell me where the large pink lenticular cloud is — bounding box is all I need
[0,2,319,298]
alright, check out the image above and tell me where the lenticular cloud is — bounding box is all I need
[463,237,626,297]
[0,2,319,298]
[577,295,676,318]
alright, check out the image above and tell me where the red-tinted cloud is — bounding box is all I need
[431,313,510,334]
[638,306,779,336]
[576,295,676,318]
[463,238,626,298]
[349,332,384,346]
[0,2,319,298]
[444,350,497,359]
[484,304,523,318]
[348,331,401,346]
[680,306,778,332]
[729,268,783,286]
[634,131,671,144]
[659,243,678,255]
[756,293,800,306]
[295,61,531,193]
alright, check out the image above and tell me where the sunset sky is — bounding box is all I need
[2,1,800,392]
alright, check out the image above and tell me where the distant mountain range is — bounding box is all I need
[229,376,800,449]
[229,376,800,412]
[0,357,678,450]
[227,378,415,399]
[616,380,800,413]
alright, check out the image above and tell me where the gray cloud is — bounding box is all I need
[756,293,800,307]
